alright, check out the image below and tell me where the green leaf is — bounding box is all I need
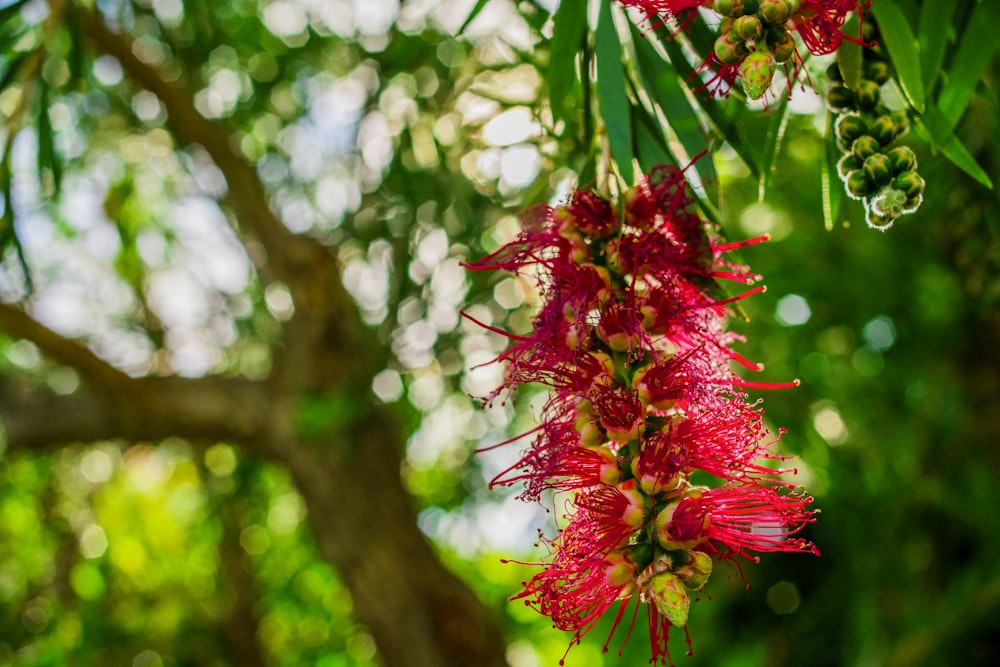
[547,0,587,125]
[37,80,61,194]
[822,112,843,231]
[758,88,789,203]
[457,0,491,36]
[837,14,863,90]
[918,106,993,189]
[935,2,997,131]
[631,24,718,204]
[631,102,674,175]
[595,1,634,185]
[872,0,925,112]
[0,49,29,92]
[917,1,955,92]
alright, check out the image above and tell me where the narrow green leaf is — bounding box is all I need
[547,0,587,125]
[872,0,925,111]
[837,14,863,90]
[917,1,955,92]
[758,88,789,203]
[0,0,30,26]
[0,50,30,92]
[918,107,993,189]
[595,1,634,185]
[656,33,760,179]
[632,103,674,174]
[37,81,61,193]
[935,2,997,130]
[457,0,491,36]
[822,112,842,231]
[631,25,718,204]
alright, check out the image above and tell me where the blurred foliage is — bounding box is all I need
[0,0,998,666]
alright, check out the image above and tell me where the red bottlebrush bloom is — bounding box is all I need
[791,1,867,56]
[467,165,818,664]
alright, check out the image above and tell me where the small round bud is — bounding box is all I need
[766,27,795,62]
[892,170,925,198]
[837,153,862,179]
[863,153,893,187]
[886,146,917,173]
[865,207,895,231]
[758,0,791,25]
[715,34,749,65]
[675,551,713,591]
[826,62,843,83]
[903,193,923,214]
[714,0,745,18]
[865,60,891,85]
[835,113,867,142]
[845,170,874,199]
[891,110,910,138]
[869,114,898,145]
[733,14,763,40]
[649,572,691,627]
[861,19,879,43]
[854,79,881,111]
[851,135,880,162]
[739,50,777,99]
[827,85,854,110]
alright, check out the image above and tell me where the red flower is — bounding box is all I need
[466,165,817,663]
[791,0,867,56]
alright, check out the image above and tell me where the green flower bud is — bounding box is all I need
[869,114,898,146]
[863,153,893,187]
[845,170,874,199]
[890,110,910,138]
[759,0,792,25]
[851,135,880,162]
[739,51,776,100]
[854,79,881,111]
[886,146,917,173]
[865,60,891,85]
[892,170,925,198]
[744,0,760,13]
[826,62,843,83]
[837,153,862,179]
[766,27,795,62]
[835,113,867,142]
[902,193,923,214]
[733,14,763,40]
[869,188,907,218]
[714,0,745,18]
[861,19,879,43]
[827,85,854,110]
[649,572,691,627]
[623,542,656,573]
[715,34,749,65]
[865,207,895,231]
[675,551,713,591]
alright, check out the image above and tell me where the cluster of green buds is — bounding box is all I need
[714,0,801,99]
[828,59,924,230]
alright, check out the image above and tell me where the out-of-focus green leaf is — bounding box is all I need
[37,81,61,193]
[595,1,633,185]
[935,2,997,130]
[872,0,925,111]
[457,0,491,36]
[822,112,843,231]
[918,107,994,189]
[0,49,30,92]
[837,14,863,90]
[917,1,955,92]
[657,33,761,179]
[548,0,587,125]
[758,88,789,202]
[631,24,719,204]
[0,0,29,28]
[632,101,673,175]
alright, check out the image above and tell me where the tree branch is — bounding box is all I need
[0,301,132,389]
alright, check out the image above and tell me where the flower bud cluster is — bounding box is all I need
[467,166,818,664]
[827,35,924,230]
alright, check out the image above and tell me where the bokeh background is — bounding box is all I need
[0,1,998,666]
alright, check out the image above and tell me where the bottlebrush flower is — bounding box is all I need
[465,165,818,664]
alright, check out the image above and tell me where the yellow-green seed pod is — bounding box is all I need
[865,61,891,85]
[869,115,898,145]
[851,135,880,162]
[835,113,867,142]
[863,153,893,187]
[714,0,745,18]
[854,79,881,111]
[892,170,925,198]
[739,51,776,99]
[649,572,691,627]
[885,146,916,173]
[766,26,795,62]
[827,85,854,110]
[714,34,748,65]
[759,0,791,24]
[676,551,714,591]
[846,170,873,199]
[733,14,763,40]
